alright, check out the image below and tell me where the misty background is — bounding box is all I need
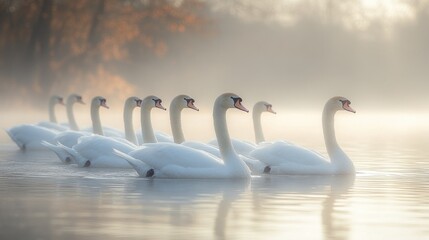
[1,0,429,144]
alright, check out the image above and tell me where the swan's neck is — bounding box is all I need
[213,106,237,160]
[91,103,103,135]
[48,99,58,123]
[322,106,354,172]
[66,100,79,131]
[141,106,157,143]
[170,104,185,144]
[253,108,265,144]
[124,102,137,145]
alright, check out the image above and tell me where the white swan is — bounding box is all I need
[43,96,140,162]
[209,101,277,155]
[249,96,356,175]
[114,93,252,179]
[37,95,68,131]
[57,96,165,168]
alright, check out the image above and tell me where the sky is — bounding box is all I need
[1,0,429,144]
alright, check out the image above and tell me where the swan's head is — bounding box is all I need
[93,96,109,109]
[142,95,166,110]
[68,94,84,104]
[254,101,276,114]
[329,96,355,113]
[52,95,65,105]
[75,95,85,104]
[217,93,249,112]
[173,94,199,111]
[126,96,142,108]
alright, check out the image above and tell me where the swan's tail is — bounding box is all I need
[5,128,24,150]
[41,141,74,164]
[113,149,154,177]
[58,143,89,167]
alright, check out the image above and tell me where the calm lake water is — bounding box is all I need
[1,133,428,240]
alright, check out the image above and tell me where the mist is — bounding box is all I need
[1,0,429,144]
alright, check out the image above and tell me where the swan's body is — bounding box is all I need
[60,135,138,168]
[115,93,252,179]
[61,96,162,168]
[136,131,173,144]
[7,96,68,150]
[7,124,58,150]
[209,139,256,156]
[37,95,68,131]
[249,96,356,175]
[209,101,276,155]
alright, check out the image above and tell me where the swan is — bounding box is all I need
[209,101,277,155]
[37,95,68,131]
[41,96,110,162]
[249,96,356,175]
[113,93,252,179]
[57,96,165,168]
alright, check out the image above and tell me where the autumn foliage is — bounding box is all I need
[0,0,206,107]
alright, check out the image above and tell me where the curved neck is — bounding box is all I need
[322,107,339,156]
[141,104,157,144]
[91,101,103,135]
[66,98,79,131]
[48,98,58,123]
[124,100,138,145]
[170,102,185,144]
[253,107,265,144]
[213,105,237,160]
[322,105,354,172]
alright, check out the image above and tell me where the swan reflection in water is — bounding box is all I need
[248,175,355,240]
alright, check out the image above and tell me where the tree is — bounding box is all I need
[0,0,207,107]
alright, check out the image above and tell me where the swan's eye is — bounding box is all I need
[339,99,351,105]
[184,98,194,104]
[231,97,242,104]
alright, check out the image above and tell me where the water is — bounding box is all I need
[1,135,428,240]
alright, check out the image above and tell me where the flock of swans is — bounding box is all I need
[6,93,356,178]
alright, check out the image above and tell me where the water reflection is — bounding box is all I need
[321,175,355,240]
[1,142,429,240]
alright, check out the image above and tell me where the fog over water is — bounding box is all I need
[1,0,429,142]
